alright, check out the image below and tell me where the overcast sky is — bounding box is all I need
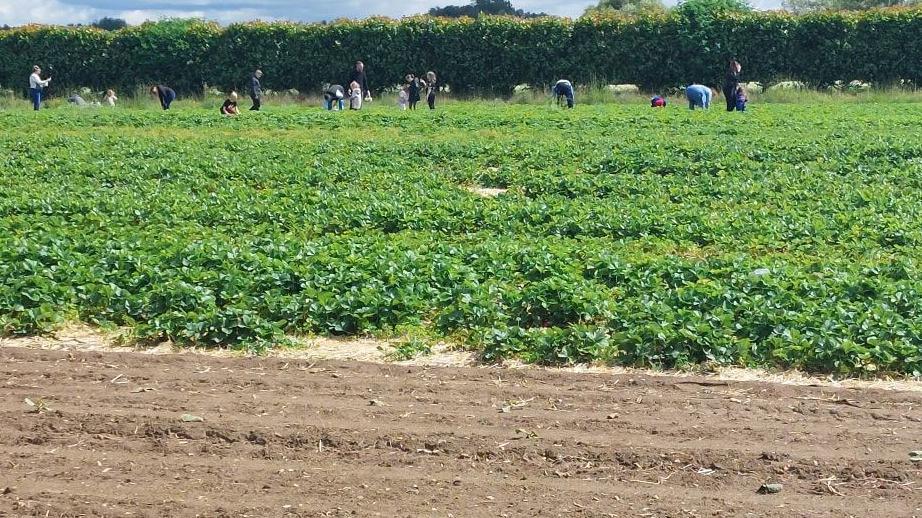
[0,0,783,26]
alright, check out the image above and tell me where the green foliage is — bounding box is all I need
[428,0,546,18]
[387,335,434,361]
[2,103,922,376]
[92,17,129,31]
[783,0,920,14]
[2,11,922,94]
[584,0,668,16]
[675,0,753,16]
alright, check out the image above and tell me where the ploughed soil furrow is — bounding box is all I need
[1,347,920,517]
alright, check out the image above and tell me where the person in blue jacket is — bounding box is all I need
[150,85,176,110]
[685,84,712,110]
[552,79,574,108]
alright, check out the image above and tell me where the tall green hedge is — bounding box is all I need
[2,10,921,96]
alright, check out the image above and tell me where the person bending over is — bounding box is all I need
[221,91,240,116]
[324,84,346,111]
[151,85,176,110]
[685,84,712,110]
[553,79,574,108]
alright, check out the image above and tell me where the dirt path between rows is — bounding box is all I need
[1,343,921,517]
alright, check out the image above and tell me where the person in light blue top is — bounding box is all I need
[685,84,712,110]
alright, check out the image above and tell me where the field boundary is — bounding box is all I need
[3,324,921,393]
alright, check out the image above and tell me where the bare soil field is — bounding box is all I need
[1,343,921,517]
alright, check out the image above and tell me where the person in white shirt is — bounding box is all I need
[349,80,362,110]
[29,65,51,111]
[104,89,117,107]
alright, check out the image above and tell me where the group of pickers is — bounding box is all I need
[29,59,748,113]
[553,60,748,112]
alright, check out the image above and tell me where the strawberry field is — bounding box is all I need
[2,103,922,376]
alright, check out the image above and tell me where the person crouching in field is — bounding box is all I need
[221,91,240,116]
[104,89,117,107]
[553,79,574,108]
[324,84,346,111]
[151,85,176,110]
[426,71,437,110]
[650,95,666,108]
[29,66,52,111]
[734,85,748,112]
[349,81,363,110]
[685,84,713,110]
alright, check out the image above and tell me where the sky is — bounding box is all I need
[0,0,783,27]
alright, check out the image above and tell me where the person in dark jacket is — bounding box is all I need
[250,69,262,111]
[349,61,371,102]
[722,59,741,112]
[553,79,574,109]
[425,71,437,110]
[324,84,346,111]
[150,85,176,110]
[406,74,423,110]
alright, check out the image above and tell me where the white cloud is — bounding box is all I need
[0,0,98,25]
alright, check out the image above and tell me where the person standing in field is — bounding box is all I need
[685,84,712,110]
[406,74,423,110]
[150,85,176,110]
[250,69,263,111]
[349,81,363,110]
[397,86,409,110]
[734,85,748,112]
[723,59,741,112]
[425,71,438,110]
[29,66,52,111]
[349,61,371,102]
[552,79,574,108]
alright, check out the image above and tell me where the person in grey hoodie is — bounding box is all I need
[250,69,263,111]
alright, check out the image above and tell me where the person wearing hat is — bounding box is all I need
[29,66,52,111]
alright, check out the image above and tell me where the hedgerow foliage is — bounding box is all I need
[1,9,922,94]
